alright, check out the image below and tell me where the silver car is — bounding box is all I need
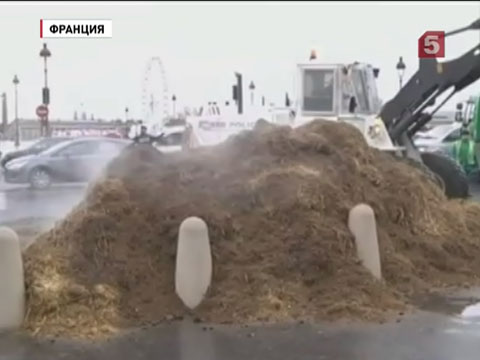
[4,137,131,189]
[414,122,462,154]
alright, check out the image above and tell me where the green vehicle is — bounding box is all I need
[447,96,480,177]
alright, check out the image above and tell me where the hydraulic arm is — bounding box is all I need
[379,18,480,147]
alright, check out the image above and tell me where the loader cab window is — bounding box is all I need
[362,68,379,113]
[351,69,370,113]
[340,71,356,113]
[163,132,184,146]
[302,69,335,113]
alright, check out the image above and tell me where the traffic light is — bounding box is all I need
[232,85,238,101]
[234,73,243,115]
[42,87,50,105]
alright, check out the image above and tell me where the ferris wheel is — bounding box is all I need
[141,56,169,133]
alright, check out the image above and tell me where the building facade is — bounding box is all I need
[2,119,131,141]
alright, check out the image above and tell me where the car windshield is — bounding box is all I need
[416,124,460,140]
[162,132,184,146]
[42,139,77,155]
[56,140,100,156]
[29,137,69,152]
[97,139,131,154]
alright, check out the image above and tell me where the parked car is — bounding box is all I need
[3,137,132,189]
[0,137,71,168]
[413,122,462,154]
[155,125,186,153]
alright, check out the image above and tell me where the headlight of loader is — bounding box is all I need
[367,117,387,140]
[368,124,382,138]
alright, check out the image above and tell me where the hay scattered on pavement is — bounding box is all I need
[23,119,480,340]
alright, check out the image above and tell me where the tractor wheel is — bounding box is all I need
[420,151,469,199]
[398,155,445,192]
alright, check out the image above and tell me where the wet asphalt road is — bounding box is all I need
[1,310,480,360]
[0,184,86,223]
[2,180,480,359]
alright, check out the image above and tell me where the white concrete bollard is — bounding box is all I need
[0,227,25,330]
[175,217,212,310]
[348,204,382,281]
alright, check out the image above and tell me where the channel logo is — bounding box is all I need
[40,19,113,38]
[418,31,445,58]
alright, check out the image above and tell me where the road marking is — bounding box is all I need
[0,192,6,210]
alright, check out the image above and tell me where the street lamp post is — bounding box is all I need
[13,75,19,148]
[396,56,406,89]
[1,92,7,134]
[80,102,86,121]
[249,81,255,106]
[172,94,177,116]
[40,43,51,137]
[125,107,129,122]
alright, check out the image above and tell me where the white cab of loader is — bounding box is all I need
[281,56,397,151]
[183,52,399,152]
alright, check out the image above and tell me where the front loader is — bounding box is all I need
[185,18,480,198]
[378,18,480,198]
[279,18,480,199]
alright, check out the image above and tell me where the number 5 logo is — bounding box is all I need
[418,31,445,58]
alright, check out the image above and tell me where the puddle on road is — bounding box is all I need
[413,288,480,322]
[412,289,480,339]
[461,302,480,318]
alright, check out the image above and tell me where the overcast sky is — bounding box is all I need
[0,1,479,121]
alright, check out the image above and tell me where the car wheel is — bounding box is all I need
[29,167,52,190]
